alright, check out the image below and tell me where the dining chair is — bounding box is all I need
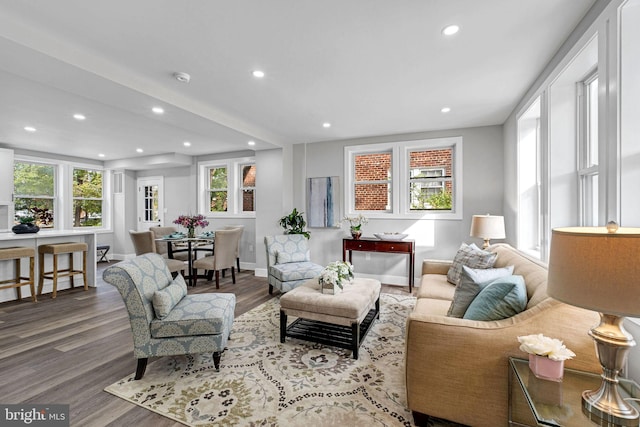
[149,226,191,261]
[192,228,243,288]
[222,225,244,272]
[129,230,186,275]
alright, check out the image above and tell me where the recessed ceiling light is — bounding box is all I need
[24,126,36,132]
[98,153,105,158]
[322,122,331,128]
[441,107,451,113]
[73,113,86,121]
[152,106,164,114]
[248,140,256,146]
[136,148,144,153]
[173,72,191,83]
[442,25,460,36]
[183,141,191,147]
[252,70,265,78]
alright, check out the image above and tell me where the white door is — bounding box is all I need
[137,177,164,231]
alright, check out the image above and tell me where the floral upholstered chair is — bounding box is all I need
[103,253,236,380]
[264,234,324,294]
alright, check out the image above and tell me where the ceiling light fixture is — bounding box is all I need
[248,140,256,146]
[152,107,164,114]
[252,70,265,78]
[24,126,36,132]
[98,153,105,158]
[173,72,191,83]
[183,141,191,147]
[323,122,331,128]
[442,25,460,36]
[441,107,451,113]
[73,113,86,121]
[136,148,144,153]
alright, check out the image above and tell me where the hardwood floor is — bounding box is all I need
[0,262,411,426]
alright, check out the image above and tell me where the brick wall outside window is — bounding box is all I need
[354,152,391,210]
[242,165,256,211]
[410,148,453,193]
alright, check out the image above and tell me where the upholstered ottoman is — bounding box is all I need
[279,277,381,359]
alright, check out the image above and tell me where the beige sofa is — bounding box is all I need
[405,243,601,427]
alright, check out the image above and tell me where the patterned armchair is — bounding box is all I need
[102,253,236,380]
[264,234,324,294]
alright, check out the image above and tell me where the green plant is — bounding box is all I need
[425,190,452,209]
[279,208,310,239]
[19,215,36,224]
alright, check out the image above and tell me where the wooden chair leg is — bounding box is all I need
[236,257,240,273]
[69,253,75,289]
[37,252,45,295]
[215,270,220,289]
[213,351,221,371]
[29,256,36,302]
[135,358,148,380]
[15,259,22,300]
[82,250,88,290]
[52,254,58,299]
[231,267,236,284]
[269,284,273,294]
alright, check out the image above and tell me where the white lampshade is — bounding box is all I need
[547,226,640,317]
[470,215,505,239]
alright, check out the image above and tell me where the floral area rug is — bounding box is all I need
[105,293,461,427]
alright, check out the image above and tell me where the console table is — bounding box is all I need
[342,237,415,293]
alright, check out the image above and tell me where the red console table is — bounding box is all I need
[342,238,415,293]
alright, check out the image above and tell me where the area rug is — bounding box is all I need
[105,293,459,426]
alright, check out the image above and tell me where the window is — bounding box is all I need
[578,72,599,226]
[208,166,228,212]
[240,164,256,212]
[345,137,462,219]
[13,161,56,228]
[198,157,256,216]
[72,168,103,227]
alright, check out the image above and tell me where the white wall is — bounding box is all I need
[292,125,504,285]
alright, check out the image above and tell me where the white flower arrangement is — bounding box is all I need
[517,334,576,361]
[339,214,369,231]
[318,261,354,290]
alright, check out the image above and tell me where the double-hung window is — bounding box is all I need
[345,137,462,219]
[72,168,104,227]
[199,157,256,216]
[578,72,599,226]
[13,160,56,228]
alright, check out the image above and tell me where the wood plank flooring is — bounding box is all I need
[0,262,411,426]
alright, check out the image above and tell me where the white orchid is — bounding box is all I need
[517,334,576,361]
[319,261,354,290]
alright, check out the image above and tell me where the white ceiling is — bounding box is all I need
[0,0,596,166]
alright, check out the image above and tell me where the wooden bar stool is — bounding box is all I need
[38,242,88,299]
[0,246,37,302]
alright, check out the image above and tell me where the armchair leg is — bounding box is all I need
[215,270,220,289]
[412,411,431,427]
[269,284,273,294]
[231,267,236,284]
[213,351,221,371]
[135,358,148,380]
[236,257,240,272]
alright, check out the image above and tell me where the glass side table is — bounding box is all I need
[508,357,640,427]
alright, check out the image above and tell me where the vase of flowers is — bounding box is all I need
[318,261,354,294]
[173,214,209,238]
[517,334,575,382]
[340,214,368,240]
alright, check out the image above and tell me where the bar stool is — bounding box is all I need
[0,247,37,302]
[38,242,88,298]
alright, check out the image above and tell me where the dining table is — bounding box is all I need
[160,235,215,287]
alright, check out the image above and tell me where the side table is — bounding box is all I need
[508,357,640,427]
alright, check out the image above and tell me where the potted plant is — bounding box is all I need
[279,208,310,239]
[12,215,40,234]
[340,214,369,239]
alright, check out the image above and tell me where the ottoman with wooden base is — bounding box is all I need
[279,277,381,359]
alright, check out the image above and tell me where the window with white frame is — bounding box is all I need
[345,137,462,219]
[72,167,104,227]
[13,160,57,228]
[199,157,256,216]
[578,72,599,226]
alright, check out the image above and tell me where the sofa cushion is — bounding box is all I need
[417,274,456,300]
[447,265,515,318]
[463,275,527,321]
[152,275,188,319]
[269,262,324,282]
[150,293,236,338]
[447,243,498,285]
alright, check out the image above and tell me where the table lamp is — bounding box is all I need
[547,225,640,425]
[470,214,505,249]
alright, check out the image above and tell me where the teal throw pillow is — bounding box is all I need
[152,275,188,319]
[446,243,498,285]
[447,265,515,318]
[463,275,527,321]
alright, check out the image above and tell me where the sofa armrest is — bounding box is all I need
[405,299,600,427]
[422,259,452,275]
